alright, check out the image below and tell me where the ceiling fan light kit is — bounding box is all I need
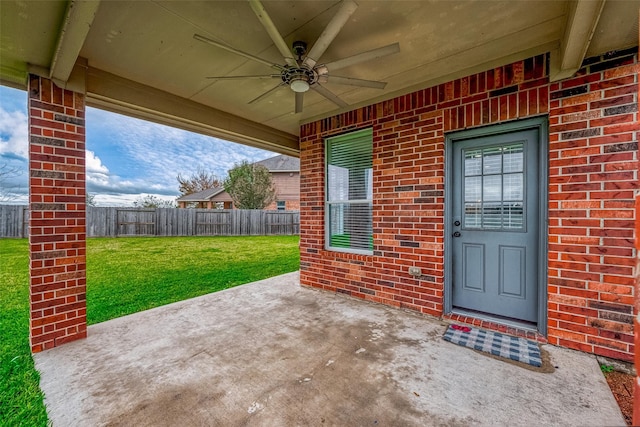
[196,0,400,113]
[290,79,310,93]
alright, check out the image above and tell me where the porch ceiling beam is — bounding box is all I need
[49,0,100,85]
[550,0,605,82]
[85,66,300,156]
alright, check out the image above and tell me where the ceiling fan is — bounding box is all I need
[194,0,400,114]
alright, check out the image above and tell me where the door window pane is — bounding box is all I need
[504,203,524,229]
[482,202,502,228]
[464,149,482,176]
[503,173,523,201]
[483,175,502,202]
[464,176,481,202]
[464,203,481,227]
[503,144,524,173]
[461,142,525,231]
[482,147,502,174]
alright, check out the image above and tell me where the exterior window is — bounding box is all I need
[276,201,286,211]
[325,128,373,254]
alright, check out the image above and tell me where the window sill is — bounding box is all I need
[321,248,374,263]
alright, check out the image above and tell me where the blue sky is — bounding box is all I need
[0,85,276,206]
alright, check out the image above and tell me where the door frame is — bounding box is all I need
[444,117,549,334]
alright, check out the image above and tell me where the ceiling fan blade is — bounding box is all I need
[303,0,358,68]
[248,0,296,67]
[312,84,348,108]
[322,42,400,72]
[295,92,304,114]
[326,75,387,89]
[248,83,286,105]
[206,74,280,80]
[194,34,282,70]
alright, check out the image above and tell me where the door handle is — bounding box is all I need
[453,231,461,237]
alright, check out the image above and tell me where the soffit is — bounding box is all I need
[1,0,638,152]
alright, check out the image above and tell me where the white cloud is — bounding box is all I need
[86,150,110,185]
[0,108,28,159]
[0,101,28,204]
[93,193,177,207]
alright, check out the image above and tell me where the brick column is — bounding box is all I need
[28,74,87,352]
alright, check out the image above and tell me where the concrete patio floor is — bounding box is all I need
[35,272,624,426]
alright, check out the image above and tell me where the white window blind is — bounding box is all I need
[325,128,373,253]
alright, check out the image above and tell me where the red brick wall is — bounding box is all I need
[300,49,638,361]
[635,190,640,424]
[547,55,638,360]
[28,75,87,352]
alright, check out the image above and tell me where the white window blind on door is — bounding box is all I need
[325,128,373,254]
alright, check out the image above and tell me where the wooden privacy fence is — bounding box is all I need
[0,205,299,238]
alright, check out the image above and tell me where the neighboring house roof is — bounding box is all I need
[177,155,300,202]
[254,154,299,172]
[177,186,225,202]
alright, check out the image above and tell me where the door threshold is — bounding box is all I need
[446,309,546,342]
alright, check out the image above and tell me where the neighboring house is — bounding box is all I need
[176,187,233,209]
[176,154,300,210]
[255,154,300,211]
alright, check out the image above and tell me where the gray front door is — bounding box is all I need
[451,128,539,323]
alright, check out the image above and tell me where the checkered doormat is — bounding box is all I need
[443,325,542,367]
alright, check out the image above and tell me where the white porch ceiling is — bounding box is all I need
[1,0,638,154]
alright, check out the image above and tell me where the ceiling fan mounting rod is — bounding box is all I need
[292,41,307,62]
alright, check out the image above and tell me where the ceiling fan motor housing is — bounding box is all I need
[282,65,317,92]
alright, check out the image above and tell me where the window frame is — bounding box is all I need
[324,128,374,255]
[276,200,286,211]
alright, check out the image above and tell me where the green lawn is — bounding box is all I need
[0,239,48,426]
[0,235,300,426]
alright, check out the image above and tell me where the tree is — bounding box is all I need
[0,163,22,202]
[223,161,276,209]
[177,167,221,196]
[86,193,97,207]
[133,195,176,208]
